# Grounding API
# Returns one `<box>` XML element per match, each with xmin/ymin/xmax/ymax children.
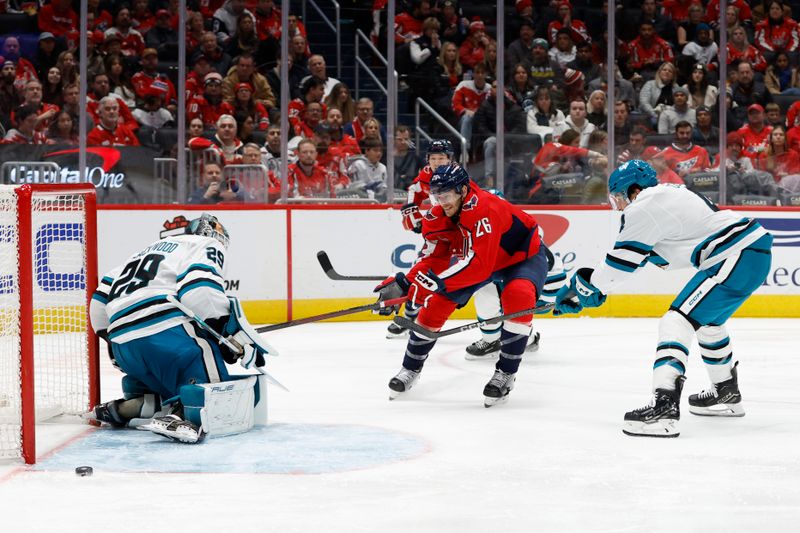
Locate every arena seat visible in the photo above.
<box><xmin>732</xmin><ymin>194</ymin><xmax>779</xmax><ymax>206</ymax></box>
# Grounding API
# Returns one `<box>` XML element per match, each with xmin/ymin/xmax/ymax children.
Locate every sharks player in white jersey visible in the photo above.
<box><xmin>89</xmin><ymin>214</ymin><xmax>273</xmax><ymax>443</ymax></box>
<box><xmin>554</xmin><ymin>160</ymin><xmax>773</xmax><ymax>438</ymax></box>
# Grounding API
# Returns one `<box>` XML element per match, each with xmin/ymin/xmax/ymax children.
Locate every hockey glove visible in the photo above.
<box><xmin>554</xmin><ymin>268</ymin><xmax>606</xmax><ymax>316</ymax></box>
<box><xmin>373</xmin><ymin>272</ymin><xmax>411</xmax><ymax>315</ymax></box>
<box><xmin>239</xmin><ymin>344</ymin><xmax>266</xmax><ymax>369</ymax></box>
<box><xmin>408</xmin><ymin>269</ymin><xmax>444</xmax><ymax>308</ymax></box>
<box><xmin>401</xmin><ymin>203</ymin><xmax>423</xmax><ymax>233</ymax></box>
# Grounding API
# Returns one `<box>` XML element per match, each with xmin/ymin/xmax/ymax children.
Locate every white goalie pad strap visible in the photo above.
<box><xmin>228</xmin><ymin>296</ymin><xmax>279</xmax><ymax>356</ymax></box>
<box><xmin>199</xmin><ymin>376</ymin><xmax>262</xmax><ymax>437</ymax></box>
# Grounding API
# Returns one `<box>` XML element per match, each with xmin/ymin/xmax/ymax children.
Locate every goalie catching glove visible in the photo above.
<box><xmin>554</xmin><ymin>268</ymin><xmax>606</xmax><ymax>316</ymax></box>
<box><xmin>401</xmin><ymin>203</ymin><xmax>424</xmax><ymax>233</ymax></box>
<box><xmin>222</xmin><ymin>296</ymin><xmax>279</xmax><ymax>368</ymax></box>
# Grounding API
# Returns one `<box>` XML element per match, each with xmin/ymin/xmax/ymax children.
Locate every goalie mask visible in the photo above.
<box><xmin>186</xmin><ymin>213</ymin><xmax>230</xmax><ymax>248</ymax></box>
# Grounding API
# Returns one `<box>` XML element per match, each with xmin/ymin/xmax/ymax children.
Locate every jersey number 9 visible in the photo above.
<box><xmin>108</xmin><ymin>254</ymin><xmax>166</xmax><ymax>300</ymax></box>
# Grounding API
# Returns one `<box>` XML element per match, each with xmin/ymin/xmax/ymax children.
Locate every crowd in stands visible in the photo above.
<box><xmin>1</xmin><ymin>0</ymin><xmax>800</xmax><ymax>204</ymax></box>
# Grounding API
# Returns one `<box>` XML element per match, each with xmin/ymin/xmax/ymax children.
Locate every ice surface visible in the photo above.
<box><xmin>1</xmin><ymin>317</ymin><xmax>799</xmax><ymax>533</ymax></box>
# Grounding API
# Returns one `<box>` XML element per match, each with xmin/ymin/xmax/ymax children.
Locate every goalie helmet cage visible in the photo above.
<box><xmin>0</xmin><ymin>183</ymin><xmax>99</xmax><ymax>464</ymax></box>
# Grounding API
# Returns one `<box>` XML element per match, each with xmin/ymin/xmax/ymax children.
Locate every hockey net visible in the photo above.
<box><xmin>0</xmin><ymin>183</ymin><xmax>98</xmax><ymax>464</ymax></box>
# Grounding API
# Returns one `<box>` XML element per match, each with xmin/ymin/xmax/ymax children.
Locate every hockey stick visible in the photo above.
<box><xmin>166</xmin><ymin>295</ymin><xmax>289</xmax><ymax>392</ymax></box>
<box><xmin>255</xmin><ymin>296</ymin><xmax>407</xmax><ymax>333</ymax></box>
<box><xmin>392</xmin><ymin>302</ymin><xmax>556</xmax><ymax>339</ymax></box>
<box><xmin>317</xmin><ymin>251</ymin><xmax>386</xmax><ymax>281</ymax></box>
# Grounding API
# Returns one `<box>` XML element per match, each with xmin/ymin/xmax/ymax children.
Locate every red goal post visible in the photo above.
<box><xmin>0</xmin><ymin>183</ymin><xmax>99</xmax><ymax>464</ymax></box>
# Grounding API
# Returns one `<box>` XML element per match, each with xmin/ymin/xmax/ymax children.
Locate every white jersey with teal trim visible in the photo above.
<box><xmin>89</xmin><ymin>234</ymin><xmax>229</xmax><ymax>344</ymax></box>
<box><xmin>592</xmin><ymin>184</ymin><xmax>769</xmax><ymax>293</ymax></box>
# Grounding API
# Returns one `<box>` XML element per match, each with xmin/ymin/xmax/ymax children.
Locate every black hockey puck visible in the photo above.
<box><xmin>75</xmin><ymin>466</ymin><xmax>93</xmax><ymax>477</ymax></box>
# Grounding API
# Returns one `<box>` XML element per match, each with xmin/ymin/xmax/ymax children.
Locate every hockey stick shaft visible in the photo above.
<box><xmin>255</xmin><ymin>296</ymin><xmax>407</xmax><ymax>333</ymax></box>
<box><xmin>166</xmin><ymin>295</ymin><xmax>289</xmax><ymax>392</ymax></box>
<box><xmin>392</xmin><ymin>302</ymin><xmax>555</xmax><ymax>339</ymax></box>
<box><xmin>317</xmin><ymin>251</ymin><xmax>386</xmax><ymax>281</ymax></box>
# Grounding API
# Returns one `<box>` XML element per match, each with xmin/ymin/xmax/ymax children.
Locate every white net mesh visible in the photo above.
<box><xmin>0</xmin><ymin>185</ymin><xmax>91</xmax><ymax>460</ymax></box>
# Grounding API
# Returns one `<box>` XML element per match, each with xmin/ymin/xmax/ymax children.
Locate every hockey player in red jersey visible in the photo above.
<box><xmin>375</xmin><ymin>164</ymin><xmax>549</xmax><ymax>407</ymax></box>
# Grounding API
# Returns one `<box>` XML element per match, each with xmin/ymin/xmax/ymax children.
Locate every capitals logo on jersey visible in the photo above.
<box><xmin>462</xmin><ymin>195</ymin><xmax>479</xmax><ymax>211</ymax></box>
<box><xmin>674</xmin><ymin>156</ymin><xmax>699</xmax><ymax>174</ymax></box>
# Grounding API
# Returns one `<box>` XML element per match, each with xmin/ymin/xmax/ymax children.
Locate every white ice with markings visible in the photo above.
<box><xmin>1</xmin><ymin>317</ymin><xmax>798</xmax><ymax>533</ymax></box>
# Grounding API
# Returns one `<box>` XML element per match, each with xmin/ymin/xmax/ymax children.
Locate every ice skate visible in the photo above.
<box><xmin>465</xmin><ymin>332</ymin><xmax>541</xmax><ymax>360</ymax></box>
<box><xmin>386</xmin><ymin>322</ymin><xmax>409</xmax><ymax>339</ymax></box>
<box><xmin>388</xmin><ymin>367</ymin><xmax>421</xmax><ymax>399</ymax></box>
<box><xmin>483</xmin><ymin>369</ymin><xmax>516</xmax><ymax>407</ymax></box>
<box><xmin>623</xmin><ymin>376</ymin><xmax>685</xmax><ymax>438</ymax></box>
<box><xmin>465</xmin><ymin>339</ymin><xmax>500</xmax><ymax>360</ymax></box>
<box><xmin>689</xmin><ymin>361</ymin><xmax>745</xmax><ymax>417</ymax></box>
<box><xmin>140</xmin><ymin>414</ymin><xmax>206</xmax><ymax>444</ymax></box>
<box><xmin>89</xmin><ymin>399</ymin><xmax>128</xmax><ymax>428</ymax></box>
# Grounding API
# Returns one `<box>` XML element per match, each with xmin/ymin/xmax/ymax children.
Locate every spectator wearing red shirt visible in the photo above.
<box><xmin>706</xmin><ymin>0</ymin><xmax>751</xmax><ymax>26</ymax></box>
<box><xmin>326</xmin><ymin>107</ymin><xmax>360</xmax><ymax>157</ymax></box>
<box><xmin>738</xmin><ymin>103</ymin><xmax>774</xmax><ymax>160</ymax></box>
<box><xmin>452</xmin><ymin>62</ymin><xmax>489</xmax><ymax>152</ymax></box>
<box><xmin>754</xmin><ymin>0</ymin><xmax>800</xmax><ymax>64</ymax></box>
<box><xmin>727</xmin><ymin>26</ymin><xmax>768</xmax><ymax>73</ymax></box>
<box><xmin>13</xmin><ymin>79</ymin><xmax>59</xmax><ymax>132</ymax></box>
<box><xmin>3</xmin><ymin>104</ymin><xmax>47</xmax><ymax>144</ymax></box>
<box><xmin>312</xmin><ymin>123</ymin><xmax>349</xmax><ymax>191</ymax></box>
<box><xmin>188</xmin><ymin>113</ymin><xmax>243</xmax><ymax>164</ymax></box>
<box><xmin>132</xmin><ymin>48</ymin><xmax>177</xmax><ymax>113</ymax></box>
<box><xmin>459</xmin><ymin>20</ymin><xmax>493</xmax><ymax>71</ymax></box>
<box><xmin>105</xmin><ymin>7</ymin><xmax>145</xmax><ymax>58</ymax></box>
<box><xmin>626</xmin><ymin>21</ymin><xmax>675</xmax><ymax>81</ymax></box>
<box><xmin>288</xmin><ymin>138</ymin><xmax>330</xmax><ymax>197</ymax></box>
<box><xmin>87</xmin><ymin>96</ymin><xmax>140</xmax><ymax>146</ymax></box>
<box><xmin>87</xmin><ymin>72</ymin><xmax>139</xmax><ymax>131</ymax></box>
<box><xmin>187</xmin><ymin>72</ymin><xmax>236</xmax><ymax>130</ymax></box>
<box><xmin>394</xmin><ymin>0</ymin><xmax>430</xmax><ymax>44</ymax></box>
<box><xmin>185</xmin><ymin>53</ymin><xmax>212</xmax><ymax>102</ymax></box>
<box><xmin>656</xmin><ymin>120</ymin><xmax>711</xmax><ymax>177</ymax></box>
<box><xmin>255</xmin><ymin>0</ymin><xmax>281</xmax><ymax>40</ymax></box>
<box><xmin>547</xmin><ymin>0</ymin><xmax>591</xmax><ymax>46</ymax></box>
<box><xmin>232</xmin><ymin>82</ymin><xmax>270</xmax><ymax>130</ymax></box>
<box><xmin>38</xmin><ymin>0</ymin><xmax>79</xmax><ymax>38</ymax></box>
<box><xmin>288</xmin><ymin>76</ymin><xmax>326</xmax><ymax>137</ymax></box>
<box><xmin>529</xmin><ymin>128</ymin><xmax>603</xmax><ymax>201</ymax></box>
<box><xmin>130</xmin><ymin>0</ymin><xmax>155</xmax><ymax>35</ymax></box>
<box><xmin>662</xmin><ymin>0</ymin><xmax>698</xmax><ymax>24</ymax></box>
<box><xmin>87</xmin><ymin>0</ymin><xmax>114</xmax><ymax>31</ymax></box>
<box><xmin>2</xmin><ymin>37</ymin><xmax>38</xmax><ymax>94</ymax></box>
<box><xmin>649</xmin><ymin>153</ymin><xmax>686</xmax><ymax>185</ymax></box>
<box><xmin>758</xmin><ymin>125</ymin><xmax>800</xmax><ymax>182</ymax></box>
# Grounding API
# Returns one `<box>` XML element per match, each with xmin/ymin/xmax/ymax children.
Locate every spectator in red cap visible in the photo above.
<box><xmin>132</xmin><ymin>85</ymin><xmax>174</xmax><ymax>148</ymax></box>
<box><xmin>38</xmin><ymin>0</ymin><xmax>79</xmax><ymax>38</ymax></box>
<box><xmin>712</xmin><ymin>131</ymin><xmax>755</xmax><ymax>173</ymax></box>
<box><xmin>132</xmin><ymin>48</ymin><xmax>177</xmax><ymax>114</ymax></box>
<box><xmin>231</xmin><ymin>82</ymin><xmax>270</xmax><ymax>130</ymax></box>
<box><xmin>547</xmin><ymin>0</ymin><xmax>591</xmax><ymax>46</ymax></box>
<box><xmin>737</xmin><ymin>103</ymin><xmax>773</xmax><ymax>160</ymax></box>
<box><xmin>187</xmin><ymin>72</ymin><xmax>235</xmax><ymax>129</ymax></box>
<box><xmin>394</xmin><ymin>0</ymin><xmax>431</xmax><ymax>44</ymax></box>
<box><xmin>458</xmin><ymin>20</ymin><xmax>494</xmax><ymax>70</ymax></box>
<box><xmin>145</xmin><ymin>8</ymin><xmax>179</xmax><ymax>60</ymax></box>
<box><xmin>87</xmin><ymin>95</ymin><xmax>140</xmax><ymax>146</ymax></box>
<box><xmin>758</xmin><ymin>125</ymin><xmax>800</xmax><ymax>181</ymax></box>
<box><xmin>105</xmin><ymin>6</ymin><xmax>145</xmax><ymax>58</ymax></box>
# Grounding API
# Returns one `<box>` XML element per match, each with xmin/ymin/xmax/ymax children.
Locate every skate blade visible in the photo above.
<box><xmin>622</xmin><ymin>419</ymin><xmax>680</xmax><ymax>438</ymax></box>
<box><xmin>483</xmin><ymin>395</ymin><xmax>510</xmax><ymax>408</ymax></box>
<box><xmin>525</xmin><ymin>333</ymin><xmax>541</xmax><ymax>353</ymax></box>
<box><xmin>689</xmin><ymin>403</ymin><xmax>745</xmax><ymax>417</ymax></box>
<box><xmin>386</xmin><ymin>330</ymin><xmax>410</xmax><ymax>339</ymax></box>
<box><xmin>464</xmin><ymin>352</ymin><xmax>500</xmax><ymax>361</ymax></box>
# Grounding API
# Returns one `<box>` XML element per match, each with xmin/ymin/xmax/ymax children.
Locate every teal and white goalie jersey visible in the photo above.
<box><xmin>89</xmin><ymin>234</ymin><xmax>229</xmax><ymax>343</ymax></box>
<box><xmin>592</xmin><ymin>184</ymin><xmax>769</xmax><ymax>293</ymax></box>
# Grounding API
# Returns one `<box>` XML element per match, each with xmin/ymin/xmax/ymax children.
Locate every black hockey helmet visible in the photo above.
<box><xmin>427</xmin><ymin>139</ymin><xmax>454</xmax><ymax>161</ymax></box>
<box><xmin>429</xmin><ymin>163</ymin><xmax>469</xmax><ymax>195</ymax></box>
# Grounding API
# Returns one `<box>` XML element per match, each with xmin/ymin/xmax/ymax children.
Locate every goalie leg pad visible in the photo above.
<box><xmin>179</xmin><ymin>375</ymin><xmax>265</xmax><ymax>437</ymax></box>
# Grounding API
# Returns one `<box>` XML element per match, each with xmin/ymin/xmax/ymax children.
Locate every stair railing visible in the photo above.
<box><xmin>305</xmin><ymin>0</ymin><xmax>342</xmax><ymax>78</ymax></box>
<box><xmin>414</xmin><ymin>98</ymin><xmax>468</xmax><ymax>167</ymax></box>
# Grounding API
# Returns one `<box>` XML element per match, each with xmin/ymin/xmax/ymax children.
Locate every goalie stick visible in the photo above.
<box><xmin>255</xmin><ymin>296</ymin><xmax>407</xmax><ymax>333</ymax></box>
<box><xmin>392</xmin><ymin>302</ymin><xmax>556</xmax><ymax>339</ymax></box>
<box><xmin>317</xmin><ymin>251</ymin><xmax>386</xmax><ymax>281</ymax></box>
<box><xmin>166</xmin><ymin>295</ymin><xmax>289</xmax><ymax>392</ymax></box>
